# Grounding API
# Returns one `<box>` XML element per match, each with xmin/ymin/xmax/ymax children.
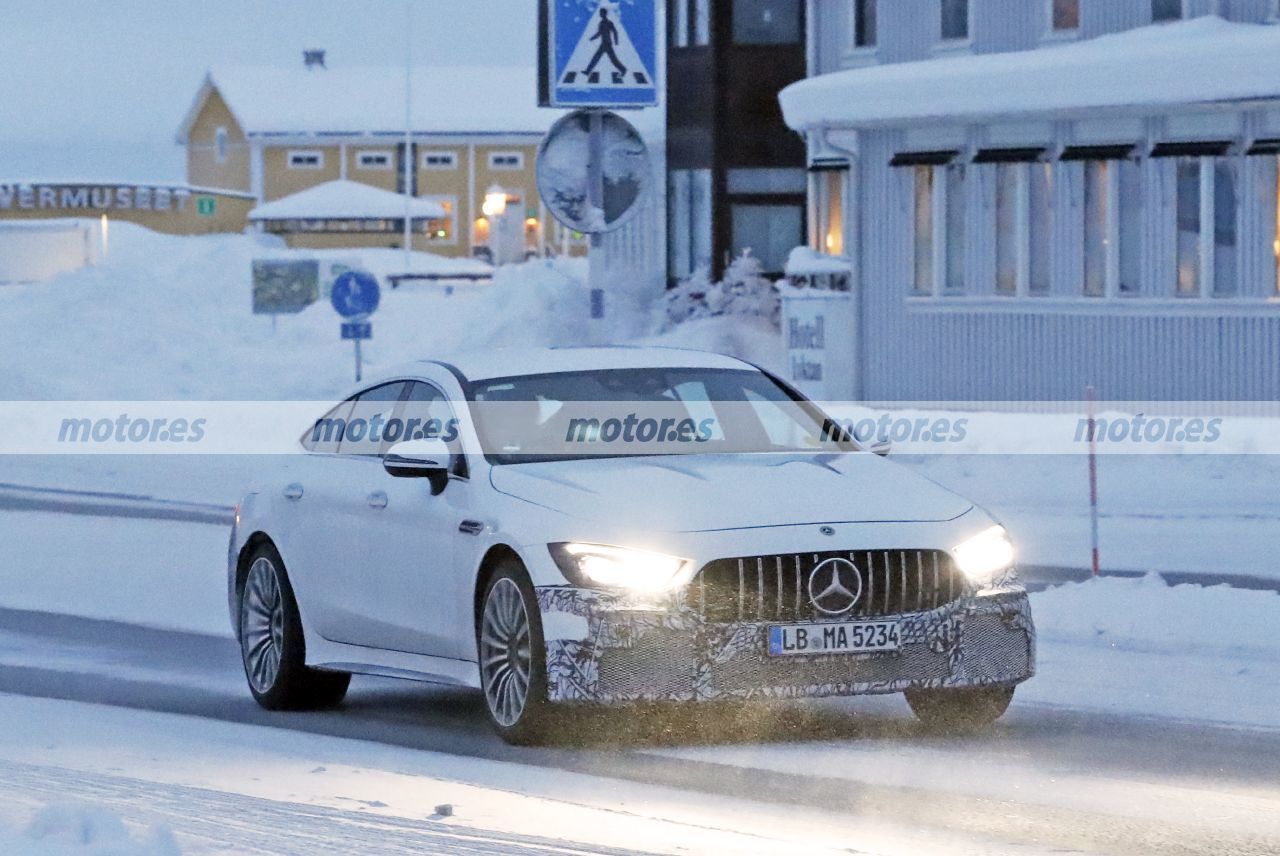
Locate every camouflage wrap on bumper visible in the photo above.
<box><xmin>535</xmin><ymin>577</ymin><xmax>1035</xmax><ymax>704</ymax></box>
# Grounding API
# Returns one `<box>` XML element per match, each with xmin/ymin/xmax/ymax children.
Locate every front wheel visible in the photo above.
<box><xmin>239</xmin><ymin>544</ymin><xmax>350</xmax><ymax>711</ymax></box>
<box><xmin>477</xmin><ymin>562</ymin><xmax>553</xmax><ymax>744</ymax></box>
<box><xmin>905</xmin><ymin>686</ymin><xmax>1015</xmax><ymax>732</ymax></box>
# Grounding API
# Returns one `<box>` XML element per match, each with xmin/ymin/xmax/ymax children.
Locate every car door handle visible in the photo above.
<box><xmin>283</xmin><ymin>483</ymin><xmax>304</xmax><ymax>500</ymax></box>
<box><xmin>367</xmin><ymin>490</ymin><xmax>388</xmax><ymax>509</ymax></box>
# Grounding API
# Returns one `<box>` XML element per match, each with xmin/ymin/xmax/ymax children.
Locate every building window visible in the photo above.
<box><xmin>732</xmin><ymin>0</ymin><xmax>802</xmax><ymax>45</ymax></box>
<box><xmin>994</xmin><ymin>164</ymin><xmax>1021</xmax><ymax>295</ymax></box>
<box><xmin>215</xmin><ymin>127</ymin><xmax>228</xmax><ymax>163</ymax></box>
<box><xmin>941</xmin><ymin>0</ymin><xmax>969</xmax><ymax>41</ymax></box>
<box><xmin>420</xmin><ymin>195</ymin><xmax>457</xmax><ymax>243</ymax></box>
<box><xmin>944</xmin><ymin>164</ymin><xmax>966</xmax><ymax>292</ymax></box>
<box><xmin>727</xmin><ymin>168</ymin><xmax>807</xmax><ymax>194</ymax></box>
<box><xmin>913</xmin><ymin>166</ymin><xmax>935</xmax><ymax>294</ymax></box>
<box><xmin>813</xmin><ymin>170</ymin><xmax>846</xmax><ymax>256</ymax></box>
<box><xmin>1029</xmin><ymin>163</ymin><xmax>1053</xmax><ymax>295</ymax></box>
<box><xmin>854</xmin><ymin>0</ymin><xmax>878</xmax><ymax>48</ymax></box>
<box><xmin>1083</xmin><ymin>161</ymin><xmax>1109</xmax><ymax>297</ymax></box>
<box><xmin>668</xmin><ymin>169</ymin><xmax>713</xmax><ymax>280</ymax></box>
<box><xmin>1175</xmin><ymin>157</ymin><xmax>1202</xmax><ymax>296</ymax></box>
<box><xmin>1051</xmin><ymin>0</ymin><xmax>1080</xmax><ymax>31</ymax></box>
<box><xmin>731</xmin><ymin>203</ymin><xmax>804</xmax><ymax>273</ymax></box>
<box><xmin>694</xmin><ymin>0</ymin><xmax>710</xmax><ymax>45</ymax></box>
<box><xmin>673</xmin><ymin>0</ymin><xmax>690</xmax><ymax>47</ymax></box>
<box><xmin>1118</xmin><ymin>160</ymin><xmax>1143</xmax><ymax>295</ymax></box>
<box><xmin>287</xmin><ymin>150</ymin><xmax>324</xmax><ymax>170</ymax></box>
<box><xmin>488</xmin><ymin>151</ymin><xmax>524</xmax><ymax>170</ymax></box>
<box><xmin>1213</xmin><ymin>158</ymin><xmax>1239</xmax><ymax>297</ymax></box>
<box><xmin>1152</xmin><ymin>0</ymin><xmax>1182</xmax><ymax>22</ymax></box>
<box><xmin>422</xmin><ymin>151</ymin><xmax>458</xmax><ymax>170</ymax></box>
<box><xmin>356</xmin><ymin>151</ymin><xmax>393</xmax><ymax>170</ymax></box>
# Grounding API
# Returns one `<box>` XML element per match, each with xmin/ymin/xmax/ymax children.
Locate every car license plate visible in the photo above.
<box><xmin>768</xmin><ymin>620</ymin><xmax>901</xmax><ymax>656</ymax></box>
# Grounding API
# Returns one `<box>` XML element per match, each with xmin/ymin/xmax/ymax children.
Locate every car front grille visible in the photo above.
<box><xmin>687</xmin><ymin>549</ymin><xmax>965</xmax><ymax>623</ymax></box>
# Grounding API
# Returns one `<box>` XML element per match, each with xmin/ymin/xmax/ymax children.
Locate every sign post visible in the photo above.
<box><xmin>538</xmin><ymin>0</ymin><xmax>658</xmax><ymax>342</ymax></box>
<box><xmin>330</xmin><ymin>270</ymin><xmax>380</xmax><ymax>382</ymax></box>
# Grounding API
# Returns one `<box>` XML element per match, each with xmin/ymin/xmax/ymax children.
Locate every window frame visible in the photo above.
<box><xmin>1151</xmin><ymin>0</ymin><xmax>1184</xmax><ymax>23</ymax></box>
<box><xmin>214</xmin><ymin>127</ymin><xmax>229</xmax><ymax>164</ymax></box>
<box><xmin>1047</xmin><ymin>0</ymin><xmax>1080</xmax><ymax>35</ymax></box>
<box><xmin>419</xmin><ymin>194</ymin><xmax>458</xmax><ymax>244</ymax></box>
<box><xmin>487</xmin><ymin>151</ymin><xmax>525</xmax><ymax>171</ymax></box>
<box><xmin>287</xmin><ymin>150</ymin><xmax>324</xmax><ymax>170</ymax></box>
<box><xmin>853</xmin><ymin>0</ymin><xmax>878</xmax><ymax>50</ymax></box>
<box><xmin>422</xmin><ymin>150</ymin><xmax>458</xmax><ymax>170</ymax></box>
<box><xmin>355</xmin><ymin>150</ymin><xmax>393</xmax><ymax>171</ymax></box>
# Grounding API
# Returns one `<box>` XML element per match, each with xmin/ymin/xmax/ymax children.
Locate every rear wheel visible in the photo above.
<box><xmin>905</xmin><ymin>686</ymin><xmax>1014</xmax><ymax>732</ymax></box>
<box><xmin>477</xmin><ymin>561</ymin><xmax>553</xmax><ymax>744</ymax></box>
<box><xmin>239</xmin><ymin>544</ymin><xmax>350</xmax><ymax>710</ymax></box>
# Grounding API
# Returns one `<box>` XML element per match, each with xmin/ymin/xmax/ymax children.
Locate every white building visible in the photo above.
<box><xmin>783</xmin><ymin>1</ymin><xmax>1280</xmax><ymax>400</ymax></box>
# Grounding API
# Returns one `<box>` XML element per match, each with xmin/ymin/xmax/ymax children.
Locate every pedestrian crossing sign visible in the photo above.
<box><xmin>540</xmin><ymin>0</ymin><xmax>659</xmax><ymax>109</ymax></box>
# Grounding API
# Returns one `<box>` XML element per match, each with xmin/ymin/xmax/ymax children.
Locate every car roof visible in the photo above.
<box><xmin>380</xmin><ymin>346</ymin><xmax>757</xmax><ymax>385</ymax></box>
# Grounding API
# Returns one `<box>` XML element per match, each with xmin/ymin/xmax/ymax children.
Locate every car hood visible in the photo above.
<box><xmin>488</xmin><ymin>453</ymin><xmax>973</xmax><ymax>532</ymax></box>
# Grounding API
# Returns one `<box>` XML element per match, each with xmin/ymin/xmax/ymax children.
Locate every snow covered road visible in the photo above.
<box><xmin>1</xmin><ymin>606</ymin><xmax>1279</xmax><ymax>855</ymax></box>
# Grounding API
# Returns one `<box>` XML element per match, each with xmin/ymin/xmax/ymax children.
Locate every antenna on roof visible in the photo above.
<box><xmin>303</xmin><ymin>50</ymin><xmax>326</xmax><ymax>70</ymax></box>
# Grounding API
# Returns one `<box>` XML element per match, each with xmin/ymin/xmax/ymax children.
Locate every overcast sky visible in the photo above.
<box><xmin>2</xmin><ymin>0</ymin><xmax>539</xmax><ymax>181</ymax></box>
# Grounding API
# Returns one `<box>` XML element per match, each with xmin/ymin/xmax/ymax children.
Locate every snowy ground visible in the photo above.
<box><xmin>0</xmin><ymin>693</ymin><xmax>1046</xmax><ymax>856</ymax></box>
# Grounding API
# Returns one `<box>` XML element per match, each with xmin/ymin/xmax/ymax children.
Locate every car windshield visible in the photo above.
<box><xmin>468</xmin><ymin>367</ymin><xmax>853</xmax><ymax>464</ymax></box>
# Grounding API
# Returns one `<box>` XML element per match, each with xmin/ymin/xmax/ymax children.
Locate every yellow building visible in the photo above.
<box><xmin>177</xmin><ymin>59</ymin><xmax>576</xmax><ymax>261</ymax></box>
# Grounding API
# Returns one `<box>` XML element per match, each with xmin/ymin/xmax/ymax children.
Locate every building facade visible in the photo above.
<box><xmin>178</xmin><ymin>62</ymin><xmax>581</xmax><ymax>260</ymax></box>
<box><xmin>786</xmin><ymin>0</ymin><xmax>1280</xmax><ymax>400</ymax></box>
<box><xmin>666</xmin><ymin>0</ymin><xmax>808</xmax><ymax>281</ymax></box>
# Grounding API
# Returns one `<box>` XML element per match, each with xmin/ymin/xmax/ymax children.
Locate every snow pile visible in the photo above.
<box><xmin>661</xmin><ymin>251</ymin><xmax>780</xmax><ymax>329</ymax></box>
<box><xmin>1</xmin><ymin>804</ymin><xmax>179</xmax><ymax>856</ymax></box>
<box><xmin>1033</xmin><ymin>573</ymin><xmax>1280</xmax><ymax>658</ymax></box>
<box><xmin>784</xmin><ymin>247</ymin><xmax>852</xmax><ymax>278</ymax></box>
<box><xmin>248</xmin><ymin>180</ymin><xmax>446</xmax><ymax>220</ymax></box>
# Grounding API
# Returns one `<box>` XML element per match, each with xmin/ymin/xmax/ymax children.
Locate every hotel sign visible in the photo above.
<box><xmin>0</xmin><ymin>183</ymin><xmax>195</xmax><ymax>214</ymax></box>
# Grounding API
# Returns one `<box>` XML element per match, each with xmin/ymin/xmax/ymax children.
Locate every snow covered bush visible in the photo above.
<box><xmin>662</xmin><ymin>250</ymin><xmax>780</xmax><ymax>330</ymax></box>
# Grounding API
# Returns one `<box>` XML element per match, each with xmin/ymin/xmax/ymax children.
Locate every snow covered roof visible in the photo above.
<box><xmin>248</xmin><ymin>181</ymin><xmax>446</xmax><ymax>221</ymax></box>
<box><xmin>780</xmin><ymin>17</ymin><xmax>1280</xmax><ymax>131</ymax></box>
<box><xmin>178</xmin><ymin>65</ymin><xmax>560</xmax><ymax>141</ymax></box>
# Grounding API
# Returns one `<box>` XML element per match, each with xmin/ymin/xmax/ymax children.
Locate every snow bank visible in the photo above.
<box><xmin>1033</xmin><ymin>573</ymin><xmax>1280</xmax><ymax>658</ymax></box>
<box><xmin>1</xmin><ymin>804</ymin><xmax>178</xmax><ymax>856</ymax></box>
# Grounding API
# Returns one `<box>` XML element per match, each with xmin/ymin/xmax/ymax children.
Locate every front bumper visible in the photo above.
<box><xmin>535</xmin><ymin>584</ymin><xmax>1035</xmax><ymax>704</ymax></box>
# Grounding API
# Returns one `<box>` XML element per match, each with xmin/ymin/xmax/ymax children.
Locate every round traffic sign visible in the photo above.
<box><xmin>330</xmin><ymin>271</ymin><xmax>380</xmax><ymax>318</ymax></box>
<box><xmin>536</xmin><ymin>109</ymin><xmax>651</xmax><ymax>236</ymax></box>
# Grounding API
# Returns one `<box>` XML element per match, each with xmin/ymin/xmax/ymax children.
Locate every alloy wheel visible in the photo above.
<box><xmin>242</xmin><ymin>556</ymin><xmax>285</xmax><ymax>694</ymax></box>
<box><xmin>479</xmin><ymin>578</ymin><xmax>532</xmax><ymax>727</ymax></box>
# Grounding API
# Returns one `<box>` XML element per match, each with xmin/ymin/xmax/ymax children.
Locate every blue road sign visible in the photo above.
<box><xmin>330</xmin><ymin>271</ymin><xmax>381</xmax><ymax>318</ymax></box>
<box><xmin>341</xmin><ymin>321</ymin><xmax>372</xmax><ymax>340</ymax></box>
<box><xmin>541</xmin><ymin>0</ymin><xmax>658</xmax><ymax>109</ymax></box>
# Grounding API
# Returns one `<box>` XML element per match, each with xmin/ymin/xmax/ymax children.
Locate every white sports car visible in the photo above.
<box><xmin>228</xmin><ymin>347</ymin><xmax>1035</xmax><ymax>743</ymax></box>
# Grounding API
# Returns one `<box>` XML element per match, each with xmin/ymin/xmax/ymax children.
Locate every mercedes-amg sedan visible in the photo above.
<box><xmin>228</xmin><ymin>347</ymin><xmax>1035</xmax><ymax>743</ymax></box>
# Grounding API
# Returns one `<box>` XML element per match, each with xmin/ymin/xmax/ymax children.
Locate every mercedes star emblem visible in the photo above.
<box><xmin>807</xmin><ymin>557</ymin><xmax>863</xmax><ymax>616</ymax></box>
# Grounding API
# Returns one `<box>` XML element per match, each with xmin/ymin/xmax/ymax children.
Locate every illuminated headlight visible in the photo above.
<box><xmin>548</xmin><ymin>543</ymin><xmax>694</xmax><ymax>593</ymax></box>
<box><xmin>952</xmin><ymin>526</ymin><xmax>1015</xmax><ymax>582</ymax></box>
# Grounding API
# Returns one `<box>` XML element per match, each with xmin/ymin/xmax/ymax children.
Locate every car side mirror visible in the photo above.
<box><xmin>867</xmin><ymin>439</ymin><xmax>892</xmax><ymax>457</ymax></box>
<box><xmin>384</xmin><ymin>438</ymin><xmax>452</xmax><ymax>494</ymax></box>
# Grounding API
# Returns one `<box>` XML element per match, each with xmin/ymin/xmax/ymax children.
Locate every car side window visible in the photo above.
<box><xmin>301</xmin><ymin>398</ymin><xmax>356</xmax><ymax>454</ymax></box>
<box><xmin>338</xmin><ymin>381</ymin><xmax>409</xmax><ymax>457</ymax></box>
<box><xmin>400</xmin><ymin>381</ymin><xmax>467</xmax><ymax>476</ymax></box>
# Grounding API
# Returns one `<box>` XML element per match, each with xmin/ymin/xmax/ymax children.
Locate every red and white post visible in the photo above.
<box><xmin>1086</xmin><ymin>385</ymin><xmax>1100</xmax><ymax>577</ymax></box>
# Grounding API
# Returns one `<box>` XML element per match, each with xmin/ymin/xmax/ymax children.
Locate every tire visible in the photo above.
<box><xmin>477</xmin><ymin>559</ymin><xmax>554</xmax><ymax>745</ymax></box>
<box><xmin>905</xmin><ymin>685</ymin><xmax>1015</xmax><ymax>732</ymax></box>
<box><xmin>239</xmin><ymin>543</ymin><xmax>350</xmax><ymax>711</ymax></box>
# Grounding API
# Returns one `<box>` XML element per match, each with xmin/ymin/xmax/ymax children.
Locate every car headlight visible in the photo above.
<box><xmin>952</xmin><ymin>525</ymin><xmax>1015</xmax><ymax>582</ymax></box>
<box><xmin>548</xmin><ymin>543</ymin><xmax>694</xmax><ymax>593</ymax></box>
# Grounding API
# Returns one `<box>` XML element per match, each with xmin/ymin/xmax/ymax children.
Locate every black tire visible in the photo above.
<box><xmin>239</xmin><ymin>542</ymin><xmax>351</xmax><ymax>711</ymax></box>
<box><xmin>476</xmin><ymin>559</ymin><xmax>554</xmax><ymax>745</ymax></box>
<box><xmin>905</xmin><ymin>685</ymin><xmax>1015</xmax><ymax>732</ymax></box>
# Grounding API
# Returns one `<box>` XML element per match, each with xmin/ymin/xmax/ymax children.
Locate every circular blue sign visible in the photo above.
<box><xmin>330</xmin><ymin>271</ymin><xmax>381</xmax><ymax>318</ymax></box>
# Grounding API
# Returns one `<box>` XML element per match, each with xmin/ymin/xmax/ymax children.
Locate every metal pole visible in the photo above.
<box><xmin>1086</xmin><ymin>384</ymin><xmax>1100</xmax><ymax>577</ymax></box>
<box><xmin>355</xmin><ymin>337</ymin><xmax>363</xmax><ymax>383</ymax></box>
<box><xmin>587</xmin><ymin>110</ymin><xmax>606</xmax><ymax>343</ymax></box>
<box><xmin>402</xmin><ymin>1</ymin><xmax>414</xmax><ymax>272</ymax></box>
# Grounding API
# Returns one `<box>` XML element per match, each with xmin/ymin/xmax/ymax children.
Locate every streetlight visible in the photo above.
<box><xmin>482</xmin><ymin>185</ymin><xmax>508</xmax><ymax>219</ymax></box>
